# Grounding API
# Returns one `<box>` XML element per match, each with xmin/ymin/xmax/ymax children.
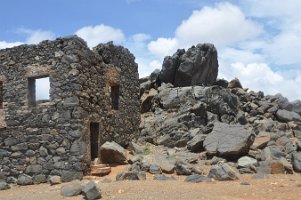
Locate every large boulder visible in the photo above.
<box><xmin>203</xmin><ymin>123</ymin><xmax>255</xmax><ymax>158</ymax></box>
<box><xmin>100</xmin><ymin>141</ymin><xmax>127</xmax><ymax>164</ymax></box>
<box><xmin>276</xmin><ymin>109</ymin><xmax>301</xmax><ymax>122</ymax></box>
<box><xmin>158</xmin><ymin>44</ymin><xmax>218</xmax><ymax>87</ymax></box>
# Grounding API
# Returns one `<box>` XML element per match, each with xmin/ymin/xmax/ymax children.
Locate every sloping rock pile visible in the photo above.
<box><xmin>136</xmin><ymin>44</ymin><xmax>301</xmax><ymax>181</ymax></box>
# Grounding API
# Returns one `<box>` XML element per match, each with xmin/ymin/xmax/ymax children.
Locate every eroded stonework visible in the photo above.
<box><xmin>0</xmin><ymin>36</ymin><xmax>140</xmax><ymax>183</ymax></box>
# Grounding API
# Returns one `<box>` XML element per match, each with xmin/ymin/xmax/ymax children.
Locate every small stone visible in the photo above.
<box><xmin>153</xmin><ymin>175</ymin><xmax>176</xmax><ymax>181</ymax></box>
<box><xmin>149</xmin><ymin>164</ymin><xmax>162</xmax><ymax>174</ymax></box>
<box><xmin>82</xmin><ymin>181</ymin><xmax>101</xmax><ymax>200</ymax></box>
<box><xmin>60</xmin><ymin>180</ymin><xmax>82</xmax><ymax>197</ymax></box>
<box><xmin>0</xmin><ymin>181</ymin><xmax>10</xmax><ymax>190</ymax></box>
<box><xmin>184</xmin><ymin>174</ymin><xmax>212</xmax><ymax>183</ymax></box>
<box><xmin>238</xmin><ymin>156</ymin><xmax>257</xmax><ymax>168</ymax></box>
<box><xmin>49</xmin><ymin>175</ymin><xmax>62</xmax><ymax>185</ymax></box>
<box><xmin>240</xmin><ymin>181</ymin><xmax>251</xmax><ymax>185</ymax></box>
<box><xmin>208</xmin><ymin>163</ymin><xmax>239</xmax><ymax>181</ymax></box>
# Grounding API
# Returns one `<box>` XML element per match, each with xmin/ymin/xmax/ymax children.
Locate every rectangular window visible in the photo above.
<box><xmin>28</xmin><ymin>76</ymin><xmax>50</xmax><ymax>106</ymax></box>
<box><xmin>111</xmin><ymin>85</ymin><xmax>119</xmax><ymax>110</ymax></box>
<box><xmin>0</xmin><ymin>81</ymin><xmax>3</xmax><ymax>109</ymax></box>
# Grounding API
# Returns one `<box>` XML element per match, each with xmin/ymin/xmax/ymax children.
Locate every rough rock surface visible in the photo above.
<box><xmin>158</xmin><ymin>44</ymin><xmax>218</xmax><ymax>87</ymax></box>
<box><xmin>82</xmin><ymin>181</ymin><xmax>101</xmax><ymax>200</ymax></box>
<box><xmin>100</xmin><ymin>141</ymin><xmax>127</xmax><ymax>164</ymax></box>
<box><xmin>60</xmin><ymin>180</ymin><xmax>82</xmax><ymax>197</ymax></box>
<box><xmin>208</xmin><ymin>163</ymin><xmax>239</xmax><ymax>181</ymax></box>
<box><xmin>203</xmin><ymin>123</ymin><xmax>255</xmax><ymax>158</ymax></box>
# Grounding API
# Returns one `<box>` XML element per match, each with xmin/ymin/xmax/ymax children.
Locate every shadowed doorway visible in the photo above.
<box><xmin>90</xmin><ymin>122</ymin><xmax>99</xmax><ymax>161</ymax></box>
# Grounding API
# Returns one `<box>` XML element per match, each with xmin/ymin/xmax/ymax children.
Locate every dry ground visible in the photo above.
<box><xmin>1</xmin><ymin>165</ymin><xmax>301</xmax><ymax>200</ymax></box>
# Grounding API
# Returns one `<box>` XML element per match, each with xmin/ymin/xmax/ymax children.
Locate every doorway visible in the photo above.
<box><xmin>90</xmin><ymin>122</ymin><xmax>99</xmax><ymax>161</ymax></box>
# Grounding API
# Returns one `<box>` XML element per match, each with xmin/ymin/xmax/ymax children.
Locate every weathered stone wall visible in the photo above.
<box><xmin>0</xmin><ymin>36</ymin><xmax>140</xmax><ymax>184</ymax></box>
<box><xmin>93</xmin><ymin>42</ymin><xmax>140</xmax><ymax>147</ymax></box>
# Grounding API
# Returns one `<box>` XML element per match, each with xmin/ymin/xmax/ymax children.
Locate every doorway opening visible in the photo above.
<box><xmin>90</xmin><ymin>122</ymin><xmax>99</xmax><ymax>161</ymax></box>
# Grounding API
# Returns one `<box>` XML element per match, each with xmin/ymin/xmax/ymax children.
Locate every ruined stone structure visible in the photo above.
<box><xmin>0</xmin><ymin>36</ymin><xmax>140</xmax><ymax>184</ymax></box>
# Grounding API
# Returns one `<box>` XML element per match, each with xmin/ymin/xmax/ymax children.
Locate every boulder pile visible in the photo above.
<box><xmin>133</xmin><ymin>44</ymin><xmax>301</xmax><ymax>181</ymax></box>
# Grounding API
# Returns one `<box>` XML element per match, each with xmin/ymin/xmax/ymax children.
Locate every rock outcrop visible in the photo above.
<box><xmin>158</xmin><ymin>44</ymin><xmax>218</xmax><ymax>87</ymax></box>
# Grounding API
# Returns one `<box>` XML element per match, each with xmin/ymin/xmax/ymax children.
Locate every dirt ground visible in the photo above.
<box><xmin>1</xmin><ymin>165</ymin><xmax>301</xmax><ymax>200</ymax></box>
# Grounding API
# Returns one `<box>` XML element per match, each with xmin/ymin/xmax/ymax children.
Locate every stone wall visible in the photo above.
<box><xmin>0</xmin><ymin>36</ymin><xmax>140</xmax><ymax>184</ymax></box>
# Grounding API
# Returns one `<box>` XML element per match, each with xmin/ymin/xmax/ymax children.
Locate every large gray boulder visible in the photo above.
<box><xmin>158</xmin><ymin>44</ymin><xmax>218</xmax><ymax>87</ymax></box>
<box><xmin>276</xmin><ymin>109</ymin><xmax>301</xmax><ymax>122</ymax></box>
<box><xmin>203</xmin><ymin>123</ymin><xmax>255</xmax><ymax>158</ymax></box>
<box><xmin>100</xmin><ymin>141</ymin><xmax>127</xmax><ymax>164</ymax></box>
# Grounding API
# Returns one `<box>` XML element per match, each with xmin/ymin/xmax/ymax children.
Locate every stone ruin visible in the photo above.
<box><xmin>0</xmin><ymin>36</ymin><xmax>140</xmax><ymax>184</ymax></box>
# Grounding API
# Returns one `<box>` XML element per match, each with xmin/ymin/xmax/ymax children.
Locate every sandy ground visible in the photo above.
<box><xmin>1</xmin><ymin>165</ymin><xmax>301</xmax><ymax>200</ymax></box>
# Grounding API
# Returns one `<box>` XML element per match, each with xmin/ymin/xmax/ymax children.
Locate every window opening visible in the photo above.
<box><xmin>111</xmin><ymin>85</ymin><xmax>120</xmax><ymax>110</ymax></box>
<box><xmin>28</xmin><ymin>76</ymin><xmax>50</xmax><ymax>106</ymax></box>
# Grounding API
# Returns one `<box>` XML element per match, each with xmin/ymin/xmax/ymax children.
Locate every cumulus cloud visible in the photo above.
<box><xmin>75</xmin><ymin>24</ymin><xmax>125</xmax><ymax>48</ymax></box>
<box><xmin>220</xmin><ymin>62</ymin><xmax>301</xmax><ymax>101</ymax></box>
<box><xmin>175</xmin><ymin>2</ymin><xmax>263</xmax><ymax>47</ymax></box>
<box><xmin>148</xmin><ymin>38</ymin><xmax>178</xmax><ymax>59</ymax></box>
<box><xmin>0</xmin><ymin>41</ymin><xmax>23</xmax><ymax>49</ymax></box>
<box><xmin>147</xmin><ymin>2</ymin><xmax>263</xmax><ymax>58</ymax></box>
<box><xmin>18</xmin><ymin>28</ymin><xmax>55</xmax><ymax>44</ymax></box>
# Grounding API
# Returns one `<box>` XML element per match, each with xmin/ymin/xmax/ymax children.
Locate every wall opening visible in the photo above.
<box><xmin>90</xmin><ymin>122</ymin><xmax>99</xmax><ymax>161</ymax></box>
<box><xmin>111</xmin><ymin>85</ymin><xmax>120</xmax><ymax>110</ymax></box>
<box><xmin>28</xmin><ymin>76</ymin><xmax>50</xmax><ymax>106</ymax></box>
<box><xmin>0</xmin><ymin>81</ymin><xmax>3</xmax><ymax>109</ymax></box>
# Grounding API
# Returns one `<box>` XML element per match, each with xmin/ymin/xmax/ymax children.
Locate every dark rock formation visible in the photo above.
<box><xmin>158</xmin><ymin>44</ymin><xmax>218</xmax><ymax>87</ymax></box>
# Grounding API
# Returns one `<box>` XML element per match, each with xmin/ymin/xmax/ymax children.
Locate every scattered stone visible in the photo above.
<box><xmin>208</xmin><ymin>163</ymin><xmax>239</xmax><ymax>181</ymax></box>
<box><xmin>82</xmin><ymin>181</ymin><xmax>101</xmax><ymax>200</ymax></box>
<box><xmin>240</xmin><ymin>181</ymin><xmax>251</xmax><ymax>185</ymax></box>
<box><xmin>49</xmin><ymin>175</ymin><xmax>62</xmax><ymax>185</ymax></box>
<box><xmin>0</xmin><ymin>181</ymin><xmax>10</xmax><ymax>190</ymax></box>
<box><xmin>100</xmin><ymin>141</ymin><xmax>127</xmax><ymax>164</ymax></box>
<box><xmin>149</xmin><ymin>164</ymin><xmax>162</xmax><ymax>174</ymax></box>
<box><xmin>116</xmin><ymin>171</ymin><xmax>140</xmax><ymax>181</ymax></box>
<box><xmin>175</xmin><ymin>162</ymin><xmax>192</xmax><ymax>176</ymax></box>
<box><xmin>184</xmin><ymin>174</ymin><xmax>212</xmax><ymax>183</ymax></box>
<box><xmin>60</xmin><ymin>180</ymin><xmax>82</xmax><ymax>197</ymax></box>
<box><xmin>238</xmin><ymin>156</ymin><xmax>257</xmax><ymax>168</ymax></box>
<box><xmin>160</xmin><ymin>160</ymin><xmax>175</xmax><ymax>174</ymax></box>
<box><xmin>153</xmin><ymin>175</ymin><xmax>176</xmax><ymax>181</ymax></box>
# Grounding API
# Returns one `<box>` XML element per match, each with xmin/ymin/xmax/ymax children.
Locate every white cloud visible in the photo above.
<box><xmin>75</xmin><ymin>24</ymin><xmax>125</xmax><ymax>48</ymax></box>
<box><xmin>0</xmin><ymin>41</ymin><xmax>23</xmax><ymax>49</ymax></box>
<box><xmin>148</xmin><ymin>38</ymin><xmax>178</xmax><ymax>59</ymax></box>
<box><xmin>18</xmin><ymin>28</ymin><xmax>55</xmax><ymax>44</ymax></box>
<box><xmin>220</xmin><ymin>62</ymin><xmax>301</xmax><ymax>101</ymax></box>
<box><xmin>175</xmin><ymin>2</ymin><xmax>263</xmax><ymax>47</ymax></box>
<box><xmin>147</xmin><ymin>2</ymin><xmax>263</xmax><ymax>59</ymax></box>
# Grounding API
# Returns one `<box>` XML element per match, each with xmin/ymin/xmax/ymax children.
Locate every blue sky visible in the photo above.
<box><xmin>1</xmin><ymin>0</ymin><xmax>301</xmax><ymax>101</ymax></box>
